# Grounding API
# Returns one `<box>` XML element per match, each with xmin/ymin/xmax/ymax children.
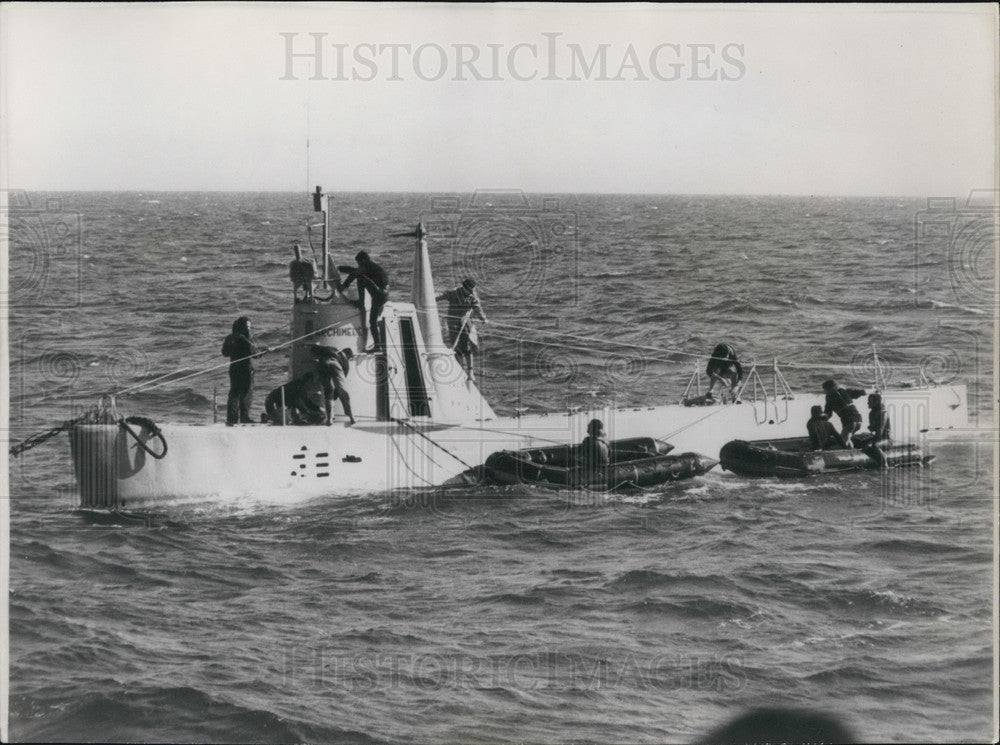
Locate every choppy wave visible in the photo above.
<box><xmin>12</xmin><ymin>685</ymin><xmax>387</xmax><ymax>744</ymax></box>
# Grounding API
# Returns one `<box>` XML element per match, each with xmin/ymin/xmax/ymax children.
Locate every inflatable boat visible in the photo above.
<box><xmin>719</xmin><ymin>436</ymin><xmax>933</xmax><ymax>478</ymax></box>
<box><xmin>484</xmin><ymin>437</ymin><xmax>718</xmax><ymax>490</ymax></box>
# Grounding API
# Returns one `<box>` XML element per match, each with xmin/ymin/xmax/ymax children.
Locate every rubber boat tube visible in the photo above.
<box><xmin>484</xmin><ymin>436</ymin><xmax>718</xmax><ymax>490</ymax></box>
<box><xmin>719</xmin><ymin>436</ymin><xmax>933</xmax><ymax>478</ymax></box>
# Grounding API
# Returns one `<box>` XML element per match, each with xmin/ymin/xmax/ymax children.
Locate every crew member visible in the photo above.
<box><xmin>821</xmin><ymin>379</ymin><xmax>866</xmax><ymax>448</ymax></box>
<box><xmin>578</xmin><ymin>418</ymin><xmax>610</xmax><ymax>474</ymax></box>
<box><xmin>289</xmin><ymin>244</ymin><xmax>316</xmax><ymax>302</ymax></box>
<box><xmin>221</xmin><ymin>316</ymin><xmax>267</xmax><ymax>425</ymax></box>
<box><xmin>855</xmin><ymin>392</ymin><xmax>891</xmax><ymax>467</ymax></box>
<box><xmin>313</xmin><ymin>345</ymin><xmax>356</xmax><ymax>425</ymax></box>
<box><xmin>706</xmin><ymin>343</ymin><xmax>744</xmax><ymax>400</ymax></box>
<box><xmin>806</xmin><ymin>405</ymin><xmax>844</xmax><ymax>450</ymax></box>
<box><xmin>865</xmin><ymin>393</ymin><xmax>891</xmax><ymax>442</ymax></box>
<box><xmin>337</xmin><ymin>251</ymin><xmax>389</xmax><ymax>353</ymax></box>
<box><xmin>264</xmin><ymin>372</ymin><xmax>323</xmax><ymax>425</ymax></box>
<box><xmin>437</xmin><ymin>278</ymin><xmax>489</xmax><ymax>381</ymax></box>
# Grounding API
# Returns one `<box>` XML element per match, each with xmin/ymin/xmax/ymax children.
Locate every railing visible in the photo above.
<box><xmin>680</xmin><ymin>363</ymin><xmax>704</xmax><ymax>401</ymax></box>
<box><xmin>681</xmin><ymin>358</ymin><xmax>795</xmax><ymax>423</ymax></box>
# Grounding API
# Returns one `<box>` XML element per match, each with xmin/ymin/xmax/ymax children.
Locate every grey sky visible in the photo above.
<box><xmin>2</xmin><ymin>2</ymin><xmax>997</xmax><ymax>195</ymax></box>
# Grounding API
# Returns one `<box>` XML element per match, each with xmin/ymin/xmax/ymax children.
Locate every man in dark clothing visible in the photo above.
<box><xmin>807</xmin><ymin>405</ymin><xmax>844</xmax><ymax>450</ymax></box>
<box><xmin>312</xmin><ymin>345</ymin><xmax>356</xmax><ymax>425</ymax></box>
<box><xmin>289</xmin><ymin>244</ymin><xmax>316</xmax><ymax>302</ymax></box>
<box><xmin>221</xmin><ymin>316</ymin><xmax>267</xmax><ymax>425</ymax></box>
<box><xmin>706</xmin><ymin>343</ymin><xmax>744</xmax><ymax>401</ymax></box>
<box><xmin>855</xmin><ymin>393</ymin><xmax>891</xmax><ymax>467</ymax></box>
<box><xmin>821</xmin><ymin>379</ymin><xmax>865</xmax><ymax>448</ymax></box>
<box><xmin>865</xmin><ymin>393</ymin><xmax>891</xmax><ymax>442</ymax></box>
<box><xmin>337</xmin><ymin>251</ymin><xmax>389</xmax><ymax>353</ymax></box>
<box><xmin>578</xmin><ymin>418</ymin><xmax>610</xmax><ymax>474</ymax></box>
<box><xmin>264</xmin><ymin>372</ymin><xmax>324</xmax><ymax>425</ymax></box>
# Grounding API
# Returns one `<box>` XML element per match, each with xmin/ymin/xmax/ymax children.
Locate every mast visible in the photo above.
<box><xmin>312</xmin><ymin>185</ymin><xmax>327</xmax><ymax>285</ymax></box>
<box><xmin>410</xmin><ymin>222</ymin><xmax>445</xmax><ymax>351</ymax></box>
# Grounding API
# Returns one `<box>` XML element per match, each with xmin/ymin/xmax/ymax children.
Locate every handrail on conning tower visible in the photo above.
<box><xmin>291</xmin><ymin>185</ymin><xmax>363</xmax><ymax>304</ymax></box>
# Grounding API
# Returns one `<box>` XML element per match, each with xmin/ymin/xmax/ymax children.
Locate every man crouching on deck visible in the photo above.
<box><xmin>312</xmin><ymin>345</ymin><xmax>356</xmax><ymax>425</ymax></box>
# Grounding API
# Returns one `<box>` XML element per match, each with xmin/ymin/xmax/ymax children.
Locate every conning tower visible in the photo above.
<box><xmin>286</xmin><ymin>187</ymin><xmax>495</xmax><ymax>423</ymax></box>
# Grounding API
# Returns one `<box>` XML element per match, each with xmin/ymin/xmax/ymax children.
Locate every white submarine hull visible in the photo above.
<box><xmin>70</xmin><ymin>383</ymin><xmax>968</xmax><ymax>510</ymax></box>
<box><xmin>66</xmin><ymin>199</ymin><xmax>972</xmax><ymax>511</ymax></box>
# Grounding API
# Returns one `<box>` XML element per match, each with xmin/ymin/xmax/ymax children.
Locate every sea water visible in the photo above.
<box><xmin>7</xmin><ymin>192</ymin><xmax>995</xmax><ymax>742</ymax></box>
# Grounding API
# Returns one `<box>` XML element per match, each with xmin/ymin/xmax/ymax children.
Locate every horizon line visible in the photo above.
<box><xmin>2</xmin><ymin>187</ymin><xmax>973</xmax><ymax>200</ymax></box>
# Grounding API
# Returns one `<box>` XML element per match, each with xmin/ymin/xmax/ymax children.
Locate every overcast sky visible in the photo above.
<box><xmin>2</xmin><ymin>2</ymin><xmax>997</xmax><ymax>195</ymax></box>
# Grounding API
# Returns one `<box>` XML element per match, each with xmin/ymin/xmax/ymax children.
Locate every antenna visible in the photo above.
<box><xmin>304</xmin><ymin>90</ymin><xmax>311</xmax><ymax>195</ymax></box>
<box><xmin>313</xmin><ymin>186</ymin><xmax>327</xmax><ymax>284</ymax></box>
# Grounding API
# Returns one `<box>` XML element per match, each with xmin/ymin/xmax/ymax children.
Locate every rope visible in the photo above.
<box><xmin>438</xmin><ymin>313</ymin><xmax>702</xmax><ymax>360</ymax></box>
<box><xmin>411</xmin><ymin>433</ymin><xmax>444</xmax><ymax>470</ymax></box>
<box><xmin>482</xmin><ymin>328</ymin><xmax>881</xmax><ymax>382</ymax></box>
<box><xmin>101</xmin><ymin>310</ymin><xmax>902</xmax><ymax>407</ymax></box>
<box><xmin>657</xmin><ymin>404</ymin><xmax>733</xmax><ymax>443</ymax></box>
<box><xmin>119</xmin><ymin>416</ymin><xmax>168</xmax><ymax>459</ymax></box>
<box><xmin>10</xmin><ymin>317</ymin><xmax>354</xmax><ymax>457</ymax></box>
<box><xmin>388</xmin><ymin>412</ymin><xmax>444</xmax><ymax>470</ymax></box>
<box><xmin>378</xmin><ymin>348</ymin><xmax>468</xmax><ymax>471</ymax></box>
<box><xmin>113</xmin><ymin>319</ymin><xmax>346</xmax><ymax>399</ymax></box>
<box><xmin>391</xmin><ymin>417</ymin><xmax>478</xmax><ymax>472</ymax></box>
<box><xmin>386</xmin><ymin>431</ymin><xmax>436</xmax><ymax>486</ymax></box>
<box><xmin>450</xmin><ymin>422</ymin><xmax>583</xmax><ymax>448</ymax></box>
<box><xmin>444</xmin><ymin>312</ymin><xmax>923</xmax><ymax>373</ymax></box>
<box><xmin>11</xmin><ymin>293</ymin><xmax>898</xmax><ymax>462</ymax></box>
<box><xmin>450</xmin><ymin>310</ymin><xmax>473</xmax><ymax>352</ymax></box>
<box><xmin>451</xmin><ymin>404</ymin><xmax>727</xmax><ymax>454</ymax></box>
<box><xmin>484</xmin><ymin>329</ymin><xmax>683</xmax><ymax>364</ymax></box>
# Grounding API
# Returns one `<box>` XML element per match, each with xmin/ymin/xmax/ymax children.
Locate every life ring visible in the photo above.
<box><xmin>119</xmin><ymin>416</ymin><xmax>168</xmax><ymax>460</ymax></box>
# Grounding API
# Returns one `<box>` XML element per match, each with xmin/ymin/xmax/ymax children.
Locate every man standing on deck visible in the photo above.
<box><xmin>337</xmin><ymin>251</ymin><xmax>389</xmax><ymax>353</ymax></box>
<box><xmin>221</xmin><ymin>316</ymin><xmax>268</xmax><ymax>425</ymax></box>
<box><xmin>821</xmin><ymin>379</ymin><xmax>866</xmax><ymax>448</ymax></box>
<box><xmin>437</xmin><ymin>278</ymin><xmax>489</xmax><ymax>382</ymax></box>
